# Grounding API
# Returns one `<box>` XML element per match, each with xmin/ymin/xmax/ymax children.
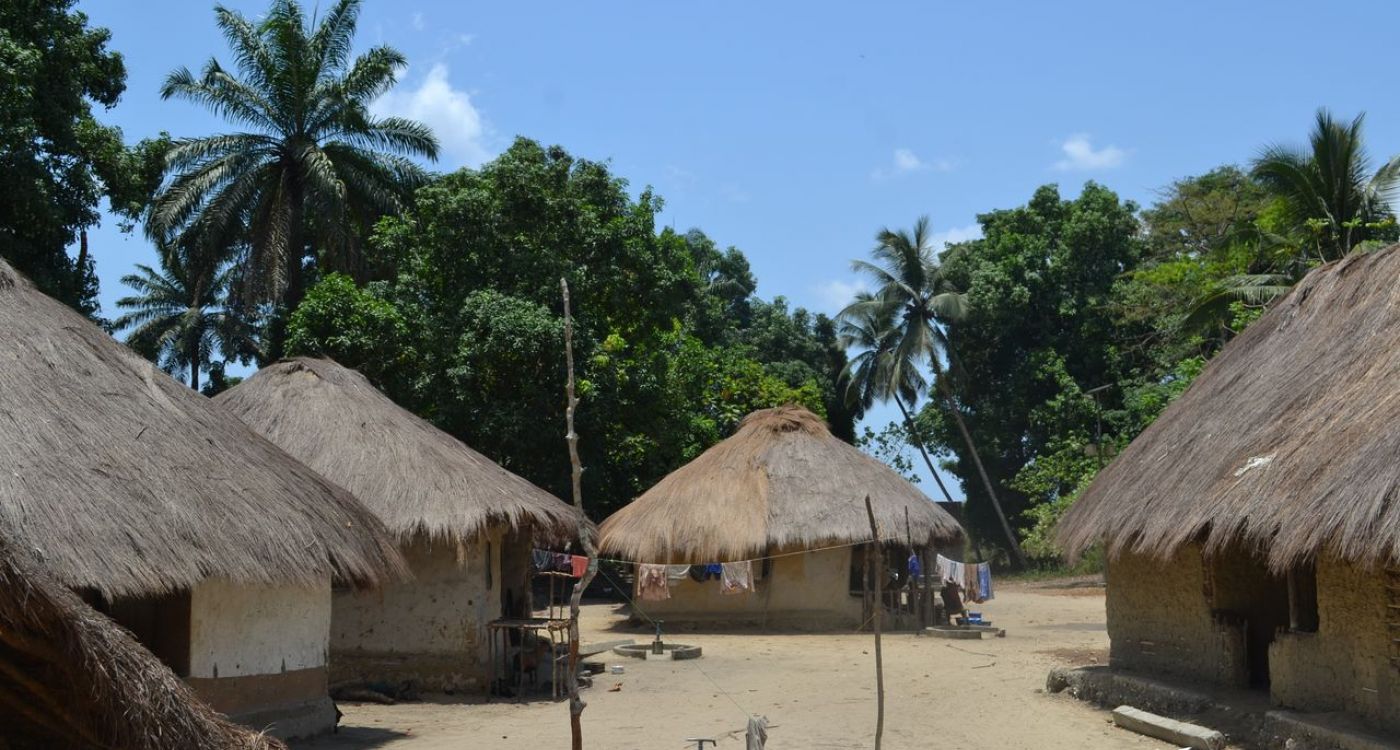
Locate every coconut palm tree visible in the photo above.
<box><xmin>113</xmin><ymin>242</ymin><xmax>260</xmax><ymax>391</ymax></box>
<box><xmin>151</xmin><ymin>0</ymin><xmax>439</xmax><ymax>309</ymax></box>
<box><xmin>1252</xmin><ymin>109</ymin><xmax>1400</xmax><ymax>263</ymax></box>
<box><xmin>837</xmin><ymin>292</ymin><xmax>958</xmax><ymax>504</ymax></box>
<box><xmin>842</xmin><ymin>217</ymin><xmax>1028</xmax><ymax>567</ymax></box>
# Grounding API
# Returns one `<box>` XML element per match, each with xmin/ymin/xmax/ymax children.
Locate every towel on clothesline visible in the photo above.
<box><xmin>635</xmin><ymin>563</ymin><xmax>671</xmax><ymax>601</ymax></box>
<box><xmin>569</xmin><ymin>555</ymin><xmax>589</xmax><ymax>578</ymax></box>
<box><xmin>720</xmin><ymin>561</ymin><xmax>754</xmax><ymax>595</ymax></box>
<box><xmin>665</xmin><ymin>564</ymin><xmax>691</xmax><ymax>581</ymax></box>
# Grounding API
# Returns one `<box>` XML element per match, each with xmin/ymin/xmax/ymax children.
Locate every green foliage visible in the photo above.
<box><xmin>287</xmin><ymin>139</ymin><xmax>844</xmax><ymax>517</ymax></box>
<box><xmin>112</xmin><ymin>241</ymin><xmax>260</xmax><ymax>389</ymax></box>
<box><xmin>284</xmin><ymin>273</ymin><xmax>415</xmax><ymax>389</ymax></box>
<box><xmin>151</xmin><ymin>0</ymin><xmax>438</xmax><ymax>314</ymax></box>
<box><xmin>856</xmin><ymin>422</ymin><xmax>920</xmax><ymax>484</ymax></box>
<box><xmin>923</xmin><ymin>184</ymin><xmax>1142</xmax><ymax>550</ymax></box>
<box><xmin>0</xmin><ymin>0</ymin><xmax>133</xmax><ymax>315</ymax></box>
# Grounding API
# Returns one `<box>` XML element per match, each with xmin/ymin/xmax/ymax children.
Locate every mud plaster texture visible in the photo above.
<box><xmin>1108</xmin><ymin>546</ymin><xmax>1400</xmax><ymax>736</ymax></box>
<box><xmin>1270</xmin><ymin>555</ymin><xmax>1398</xmax><ymax>734</ymax></box>
<box><xmin>330</xmin><ymin>527</ymin><xmax>531</xmax><ymax>692</ymax></box>
<box><xmin>631</xmin><ymin>545</ymin><xmax>867</xmax><ymax>630</ymax></box>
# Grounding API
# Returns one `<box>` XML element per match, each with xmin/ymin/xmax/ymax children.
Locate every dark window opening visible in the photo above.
<box><xmin>1288</xmin><ymin>563</ymin><xmax>1319</xmax><ymax>633</ymax></box>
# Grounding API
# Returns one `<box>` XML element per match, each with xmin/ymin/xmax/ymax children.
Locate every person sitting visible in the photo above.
<box><xmin>940</xmin><ymin>578</ymin><xmax>967</xmax><ymax>625</ymax></box>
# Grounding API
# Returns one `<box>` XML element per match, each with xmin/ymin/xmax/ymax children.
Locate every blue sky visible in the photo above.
<box><xmin>78</xmin><ymin>0</ymin><xmax>1400</xmax><ymax>496</ymax></box>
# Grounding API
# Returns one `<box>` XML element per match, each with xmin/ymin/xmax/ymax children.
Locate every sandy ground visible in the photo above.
<box><xmin>295</xmin><ymin>584</ymin><xmax>1170</xmax><ymax>750</ymax></box>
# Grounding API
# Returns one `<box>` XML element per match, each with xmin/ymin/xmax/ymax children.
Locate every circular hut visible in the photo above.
<box><xmin>0</xmin><ymin>260</ymin><xmax>404</xmax><ymax>738</ymax></box>
<box><xmin>1055</xmin><ymin>247</ymin><xmax>1400</xmax><ymax>734</ymax></box>
<box><xmin>217</xmin><ymin>357</ymin><xmax>581</xmax><ymax>693</ymax></box>
<box><xmin>0</xmin><ymin>528</ymin><xmax>286</xmax><ymax>750</ymax></box>
<box><xmin>598</xmin><ymin>405</ymin><xmax>963</xmax><ymax>629</ymax></box>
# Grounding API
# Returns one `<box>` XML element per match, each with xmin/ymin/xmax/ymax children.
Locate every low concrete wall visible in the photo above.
<box><xmin>188</xmin><ymin>579</ymin><xmax>333</xmax><ymax>738</ymax></box>
<box><xmin>331</xmin><ymin>527</ymin><xmax>527</xmax><ymax>692</ymax></box>
<box><xmin>633</xmin><ymin>546</ymin><xmax>866</xmax><ymax>629</ymax></box>
<box><xmin>1106</xmin><ymin>545</ymin><xmax>1245</xmax><ymax>686</ymax></box>
<box><xmin>1269</xmin><ymin>556</ymin><xmax>1397</xmax><ymax>734</ymax></box>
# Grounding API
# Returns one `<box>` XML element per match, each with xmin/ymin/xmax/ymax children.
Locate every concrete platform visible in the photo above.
<box><xmin>1047</xmin><ymin>666</ymin><xmax>1400</xmax><ymax>750</ymax></box>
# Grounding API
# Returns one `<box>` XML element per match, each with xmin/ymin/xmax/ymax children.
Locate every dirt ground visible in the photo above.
<box><xmin>295</xmin><ymin>583</ymin><xmax>1169</xmax><ymax>750</ymax></box>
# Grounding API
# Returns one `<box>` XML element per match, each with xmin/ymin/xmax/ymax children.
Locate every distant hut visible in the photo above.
<box><xmin>0</xmin><ymin>260</ymin><xmax>404</xmax><ymax>738</ymax></box>
<box><xmin>217</xmin><ymin>357</ymin><xmax>580</xmax><ymax>692</ymax></box>
<box><xmin>0</xmin><ymin>530</ymin><xmax>285</xmax><ymax>750</ymax></box>
<box><xmin>1057</xmin><ymin>247</ymin><xmax>1400</xmax><ymax>733</ymax></box>
<box><xmin>599</xmin><ymin>406</ymin><xmax>963</xmax><ymax>629</ymax></box>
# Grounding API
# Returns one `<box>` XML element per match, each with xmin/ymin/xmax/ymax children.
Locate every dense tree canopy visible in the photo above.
<box><xmin>0</xmin><ymin>0</ymin><xmax>137</xmax><ymax>314</ymax></box>
<box><xmin>287</xmin><ymin>138</ymin><xmax>846</xmax><ymax>516</ymax></box>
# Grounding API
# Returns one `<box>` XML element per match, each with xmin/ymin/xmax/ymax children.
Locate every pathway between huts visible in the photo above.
<box><xmin>295</xmin><ymin>583</ymin><xmax>1171</xmax><ymax>750</ymax></box>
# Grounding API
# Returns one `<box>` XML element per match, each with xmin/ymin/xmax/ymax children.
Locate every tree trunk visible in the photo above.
<box><xmin>189</xmin><ymin>359</ymin><xmax>199</xmax><ymax>391</ymax></box>
<box><xmin>560</xmin><ymin>279</ymin><xmax>596</xmax><ymax>750</ymax></box>
<box><xmin>893</xmin><ymin>395</ymin><xmax>956</xmax><ymax>504</ymax></box>
<box><xmin>929</xmin><ymin>355</ymin><xmax>1028</xmax><ymax>569</ymax></box>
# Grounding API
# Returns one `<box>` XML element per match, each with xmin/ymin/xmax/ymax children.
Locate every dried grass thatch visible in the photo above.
<box><xmin>1058</xmin><ymin>246</ymin><xmax>1400</xmax><ymax>571</ymax></box>
<box><xmin>0</xmin><ymin>260</ymin><xmax>405</xmax><ymax>598</ymax></box>
<box><xmin>598</xmin><ymin>406</ymin><xmax>963</xmax><ymax>563</ymax></box>
<box><xmin>216</xmin><ymin>358</ymin><xmax>580</xmax><ymax>544</ymax></box>
<box><xmin>0</xmin><ymin>529</ymin><xmax>285</xmax><ymax>750</ymax></box>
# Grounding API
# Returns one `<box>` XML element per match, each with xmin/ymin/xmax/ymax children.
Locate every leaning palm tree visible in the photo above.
<box><xmin>1252</xmin><ymin>109</ymin><xmax>1400</xmax><ymax>263</ymax></box>
<box><xmin>837</xmin><ymin>292</ymin><xmax>958</xmax><ymax>504</ymax></box>
<box><xmin>151</xmin><ymin>0</ymin><xmax>439</xmax><ymax>309</ymax></box>
<box><xmin>842</xmin><ymin>217</ymin><xmax>1028</xmax><ymax>567</ymax></box>
<box><xmin>113</xmin><ymin>242</ymin><xmax>260</xmax><ymax>390</ymax></box>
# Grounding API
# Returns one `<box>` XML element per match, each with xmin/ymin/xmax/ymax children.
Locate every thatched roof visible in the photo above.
<box><xmin>598</xmin><ymin>406</ymin><xmax>963</xmax><ymax>563</ymax></box>
<box><xmin>216</xmin><ymin>358</ymin><xmax>580</xmax><ymax>544</ymax></box>
<box><xmin>0</xmin><ymin>529</ymin><xmax>285</xmax><ymax>750</ymax></box>
<box><xmin>1058</xmin><ymin>246</ymin><xmax>1400</xmax><ymax>571</ymax></box>
<box><xmin>0</xmin><ymin>260</ymin><xmax>405</xmax><ymax>598</ymax></box>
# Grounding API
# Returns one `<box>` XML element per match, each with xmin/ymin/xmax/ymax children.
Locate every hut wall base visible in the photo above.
<box><xmin>1269</xmin><ymin>556</ymin><xmax>1397</xmax><ymax>734</ymax></box>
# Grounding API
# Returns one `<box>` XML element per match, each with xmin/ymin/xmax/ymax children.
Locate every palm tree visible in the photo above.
<box><xmin>1252</xmin><ymin>109</ymin><xmax>1400</xmax><ymax>263</ymax></box>
<box><xmin>841</xmin><ymin>217</ymin><xmax>1028</xmax><ymax>568</ymax></box>
<box><xmin>151</xmin><ymin>0</ymin><xmax>439</xmax><ymax>309</ymax></box>
<box><xmin>837</xmin><ymin>292</ymin><xmax>958</xmax><ymax>504</ymax></box>
<box><xmin>113</xmin><ymin>242</ymin><xmax>260</xmax><ymax>390</ymax></box>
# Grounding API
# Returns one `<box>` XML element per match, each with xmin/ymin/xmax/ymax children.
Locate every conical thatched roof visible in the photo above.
<box><xmin>1058</xmin><ymin>246</ymin><xmax>1400</xmax><ymax>571</ymax></box>
<box><xmin>0</xmin><ymin>260</ymin><xmax>405</xmax><ymax>598</ymax></box>
<box><xmin>216</xmin><ymin>357</ymin><xmax>580</xmax><ymax>544</ymax></box>
<box><xmin>0</xmin><ymin>529</ymin><xmax>285</xmax><ymax>750</ymax></box>
<box><xmin>598</xmin><ymin>406</ymin><xmax>963</xmax><ymax>563</ymax></box>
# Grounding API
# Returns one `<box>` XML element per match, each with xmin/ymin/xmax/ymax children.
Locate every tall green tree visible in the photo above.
<box><xmin>836</xmin><ymin>291</ymin><xmax>956</xmax><ymax>503</ymax></box>
<box><xmin>1253</xmin><ymin>109</ymin><xmax>1399</xmax><ymax>262</ymax></box>
<box><xmin>924</xmin><ymin>188</ymin><xmax>1142</xmax><ymax>563</ymax></box>
<box><xmin>151</xmin><ymin>0</ymin><xmax>438</xmax><ymax>315</ymax></box>
<box><xmin>114</xmin><ymin>242</ymin><xmax>260</xmax><ymax>390</ymax></box>
<box><xmin>0</xmin><ymin>0</ymin><xmax>129</xmax><ymax>314</ymax></box>
<box><xmin>842</xmin><ymin>216</ymin><xmax>1027</xmax><ymax>566</ymax></box>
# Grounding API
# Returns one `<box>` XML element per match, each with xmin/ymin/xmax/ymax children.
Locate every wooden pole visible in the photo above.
<box><xmin>864</xmin><ymin>495</ymin><xmax>884</xmax><ymax>750</ymax></box>
<box><xmin>562</xmin><ymin>278</ymin><xmax>597</xmax><ymax>750</ymax></box>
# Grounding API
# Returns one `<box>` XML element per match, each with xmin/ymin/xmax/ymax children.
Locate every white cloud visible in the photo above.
<box><xmin>930</xmin><ymin>224</ymin><xmax>981</xmax><ymax>250</ymax></box>
<box><xmin>872</xmin><ymin>148</ymin><xmax>954</xmax><ymax>181</ymax></box>
<box><xmin>812</xmin><ymin>279</ymin><xmax>869</xmax><ymax>313</ymax></box>
<box><xmin>411</xmin><ymin>12</ymin><xmax>425</xmax><ymax>31</ymax></box>
<box><xmin>372</xmin><ymin>64</ymin><xmax>491</xmax><ymax>168</ymax></box>
<box><xmin>1053</xmin><ymin>134</ymin><xmax>1126</xmax><ymax>171</ymax></box>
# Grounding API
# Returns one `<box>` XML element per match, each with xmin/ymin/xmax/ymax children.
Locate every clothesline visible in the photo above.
<box><xmin>536</xmin><ymin>537</ymin><xmax>994</xmax><ymax>569</ymax></box>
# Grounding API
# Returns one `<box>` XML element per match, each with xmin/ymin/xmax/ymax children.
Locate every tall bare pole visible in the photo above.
<box><xmin>864</xmin><ymin>495</ymin><xmax>885</xmax><ymax>750</ymax></box>
<box><xmin>562</xmin><ymin>278</ymin><xmax>597</xmax><ymax>750</ymax></box>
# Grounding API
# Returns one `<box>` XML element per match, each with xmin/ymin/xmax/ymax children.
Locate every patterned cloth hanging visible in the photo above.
<box><xmin>720</xmin><ymin>561</ymin><xmax>754</xmax><ymax>595</ymax></box>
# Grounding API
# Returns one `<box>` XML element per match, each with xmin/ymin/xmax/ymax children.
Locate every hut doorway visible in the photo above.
<box><xmin>94</xmin><ymin>591</ymin><xmax>193</xmax><ymax>677</ymax></box>
<box><xmin>1209</xmin><ymin>547</ymin><xmax>1290</xmax><ymax>688</ymax></box>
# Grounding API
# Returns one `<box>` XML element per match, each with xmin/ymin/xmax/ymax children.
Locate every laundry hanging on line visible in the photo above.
<box><xmin>936</xmin><ymin>554</ymin><xmax>993</xmax><ymax>603</ymax></box>
<box><xmin>635</xmin><ymin>563</ymin><xmax>671</xmax><ymax>601</ymax></box>
<box><xmin>720</xmin><ymin>561</ymin><xmax>754</xmax><ymax>595</ymax></box>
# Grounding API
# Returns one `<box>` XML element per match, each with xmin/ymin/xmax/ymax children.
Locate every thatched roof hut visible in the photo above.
<box><xmin>215</xmin><ymin>357</ymin><xmax>579</xmax><ymax>543</ymax></box>
<box><xmin>599</xmin><ymin>406</ymin><xmax>963</xmax><ymax>563</ymax></box>
<box><xmin>1057</xmin><ymin>246</ymin><xmax>1400</xmax><ymax>571</ymax></box>
<box><xmin>0</xmin><ymin>529</ymin><xmax>285</xmax><ymax>750</ymax></box>
<box><xmin>0</xmin><ymin>260</ymin><xmax>405</xmax><ymax>598</ymax></box>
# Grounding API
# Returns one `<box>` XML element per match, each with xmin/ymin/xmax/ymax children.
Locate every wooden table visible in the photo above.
<box><xmin>487</xmin><ymin>617</ymin><xmax>571</xmax><ymax>700</ymax></box>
